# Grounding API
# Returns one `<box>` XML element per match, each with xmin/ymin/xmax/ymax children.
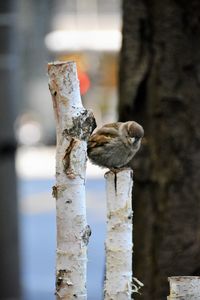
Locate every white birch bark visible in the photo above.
<box><xmin>167</xmin><ymin>276</ymin><xmax>200</xmax><ymax>300</ymax></box>
<box><xmin>104</xmin><ymin>169</ymin><xmax>133</xmax><ymax>300</ymax></box>
<box><xmin>48</xmin><ymin>61</ymin><xmax>96</xmax><ymax>300</ymax></box>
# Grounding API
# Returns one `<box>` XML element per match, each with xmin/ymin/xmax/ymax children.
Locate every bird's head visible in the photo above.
<box><xmin>125</xmin><ymin>121</ymin><xmax>144</xmax><ymax>145</ymax></box>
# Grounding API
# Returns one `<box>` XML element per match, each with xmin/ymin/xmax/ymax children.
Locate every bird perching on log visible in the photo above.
<box><xmin>87</xmin><ymin>121</ymin><xmax>144</xmax><ymax>170</ymax></box>
<box><xmin>87</xmin><ymin>120</ymin><xmax>144</xmax><ymax>300</ymax></box>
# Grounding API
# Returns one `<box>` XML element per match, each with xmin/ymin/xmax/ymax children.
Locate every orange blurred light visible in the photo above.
<box><xmin>78</xmin><ymin>70</ymin><xmax>90</xmax><ymax>95</ymax></box>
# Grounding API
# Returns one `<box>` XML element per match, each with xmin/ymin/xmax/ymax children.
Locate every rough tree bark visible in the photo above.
<box><xmin>48</xmin><ymin>61</ymin><xmax>96</xmax><ymax>299</ymax></box>
<box><xmin>119</xmin><ymin>1</ymin><xmax>200</xmax><ymax>299</ymax></box>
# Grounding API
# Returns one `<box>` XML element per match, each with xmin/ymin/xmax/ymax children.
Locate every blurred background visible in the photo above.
<box><xmin>0</xmin><ymin>0</ymin><xmax>121</xmax><ymax>299</ymax></box>
<box><xmin>1</xmin><ymin>0</ymin><xmax>200</xmax><ymax>300</ymax></box>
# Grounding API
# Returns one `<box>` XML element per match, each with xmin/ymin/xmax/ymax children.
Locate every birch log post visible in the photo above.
<box><xmin>104</xmin><ymin>169</ymin><xmax>134</xmax><ymax>300</ymax></box>
<box><xmin>48</xmin><ymin>61</ymin><xmax>96</xmax><ymax>299</ymax></box>
<box><xmin>167</xmin><ymin>276</ymin><xmax>200</xmax><ymax>300</ymax></box>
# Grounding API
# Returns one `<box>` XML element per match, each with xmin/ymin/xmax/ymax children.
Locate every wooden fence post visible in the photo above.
<box><xmin>48</xmin><ymin>61</ymin><xmax>96</xmax><ymax>299</ymax></box>
<box><xmin>168</xmin><ymin>276</ymin><xmax>200</xmax><ymax>299</ymax></box>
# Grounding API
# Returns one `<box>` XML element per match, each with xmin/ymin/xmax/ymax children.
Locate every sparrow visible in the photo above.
<box><xmin>87</xmin><ymin>121</ymin><xmax>144</xmax><ymax>169</ymax></box>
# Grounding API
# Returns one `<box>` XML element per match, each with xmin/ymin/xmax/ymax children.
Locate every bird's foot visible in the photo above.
<box><xmin>110</xmin><ymin>167</ymin><xmax>132</xmax><ymax>174</ymax></box>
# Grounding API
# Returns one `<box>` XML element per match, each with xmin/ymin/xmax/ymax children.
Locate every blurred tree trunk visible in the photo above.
<box><xmin>119</xmin><ymin>1</ymin><xmax>200</xmax><ymax>299</ymax></box>
<box><xmin>0</xmin><ymin>0</ymin><xmax>20</xmax><ymax>299</ymax></box>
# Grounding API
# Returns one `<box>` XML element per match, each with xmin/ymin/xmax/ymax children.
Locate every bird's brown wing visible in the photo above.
<box><xmin>88</xmin><ymin>133</ymin><xmax>113</xmax><ymax>149</ymax></box>
<box><xmin>88</xmin><ymin>123</ymin><xmax>121</xmax><ymax>151</ymax></box>
<box><xmin>94</xmin><ymin>123</ymin><xmax>121</xmax><ymax>138</ymax></box>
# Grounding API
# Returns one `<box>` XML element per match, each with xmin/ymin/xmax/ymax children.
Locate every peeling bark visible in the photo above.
<box><xmin>48</xmin><ymin>61</ymin><xmax>96</xmax><ymax>299</ymax></box>
<box><xmin>63</xmin><ymin>138</ymin><xmax>78</xmax><ymax>178</ymax></box>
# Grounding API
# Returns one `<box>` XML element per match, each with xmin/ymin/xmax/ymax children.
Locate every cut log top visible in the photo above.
<box><xmin>48</xmin><ymin>61</ymin><xmax>82</xmax><ymax>109</ymax></box>
<box><xmin>48</xmin><ymin>61</ymin><xmax>96</xmax><ymax>140</ymax></box>
<box><xmin>168</xmin><ymin>276</ymin><xmax>200</xmax><ymax>299</ymax></box>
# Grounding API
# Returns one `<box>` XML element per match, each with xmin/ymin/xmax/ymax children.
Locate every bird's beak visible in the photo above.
<box><xmin>129</xmin><ymin>137</ymin><xmax>141</xmax><ymax>144</ymax></box>
<box><xmin>129</xmin><ymin>137</ymin><xmax>136</xmax><ymax>143</ymax></box>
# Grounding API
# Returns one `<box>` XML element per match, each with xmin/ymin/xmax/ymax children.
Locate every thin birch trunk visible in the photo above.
<box><xmin>167</xmin><ymin>276</ymin><xmax>200</xmax><ymax>300</ymax></box>
<box><xmin>48</xmin><ymin>61</ymin><xmax>96</xmax><ymax>300</ymax></box>
<box><xmin>104</xmin><ymin>169</ymin><xmax>133</xmax><ymax>300</ymax></box>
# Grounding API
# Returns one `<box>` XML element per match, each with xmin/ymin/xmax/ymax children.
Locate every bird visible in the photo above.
<box><xmin>87</xmin><ymin>121</ymin><xmax>144</xmax><ymax>169</ymax></box>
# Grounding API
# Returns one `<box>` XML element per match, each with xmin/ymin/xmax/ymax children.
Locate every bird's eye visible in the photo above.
<box><xmin>128</xmin><ymin>136</ymin><xmax>141</xmax><ymax>144</ymax></box>
<box><xmin>135</xmin><ymin>136</ymin><xmax>140</xmax><ymax>142</ymax></box>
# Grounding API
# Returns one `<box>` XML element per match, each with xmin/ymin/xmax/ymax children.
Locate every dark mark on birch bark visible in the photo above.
<box><xmin>56</xmin><ymin>269</ymin><xmax>67</xmax><ymax>292</ymax></box>
<box><xmin>56</xmin><ymin>270</ymin><xmax>73</xmax><ymax>293</ymax></box>
<box><xmin>82</xmin><ymin>225</ymin><xmax>92</xmax><ymax>245</ymax></box>
<box><xmin>63</xmin><ymin>138</ymin><xmax>77</xmax><ymax>177</ymax></box>
<box><xmin>114</xmin><ymin>172</ymin><xmax>117</xmax><ymax>194</ymax></box>
<box><xmin>52</xmin><ymin>185</ymin><xmax>58</xmax><ymax>199</ymax></box>
<box><xmin>63</xmin><ymin>110</ymin><xmax>96</xmax><ymax>141</ymax></box>
<box><xmin>49</xmin><ymin>84</ymin><xmax>59</xmax><ymax>122</ymax></box>
<box><xmin>128</xmin><ymin>213</ymin><xmax>132</xmax><ymax>220</ymax></box>
<box><xmin>65</xmin><ymin>199</ymin><xmax>72</xmax><ymax>204</ymax></box>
